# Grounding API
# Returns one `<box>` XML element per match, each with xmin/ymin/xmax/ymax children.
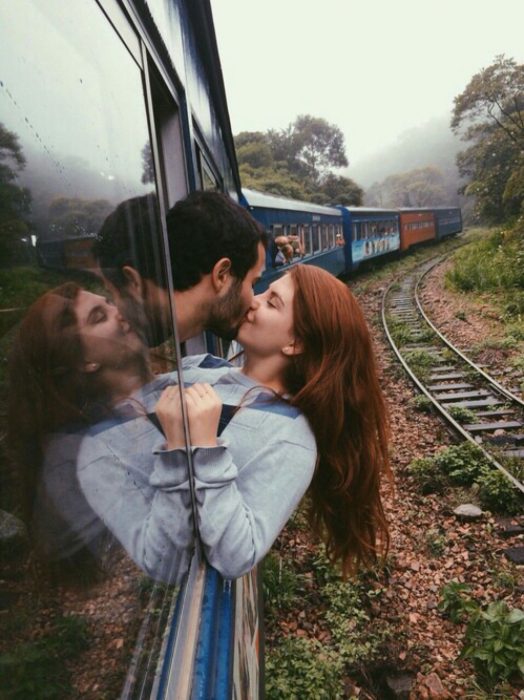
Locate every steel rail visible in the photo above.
<box><xmin>415</xmin><ymin>256</ymin><xmax>524</xmax><ymax>409</ymax></box>
<box><xmin>382</xmin><ymin>261</ymin><xmax>524</xmax><ymax>496</ymax></box>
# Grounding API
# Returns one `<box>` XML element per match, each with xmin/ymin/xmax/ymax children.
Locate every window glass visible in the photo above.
<box><xmin>0</xmin><ymin>1</ymin><xmax>193</xmax><ymax>693</ymax></box>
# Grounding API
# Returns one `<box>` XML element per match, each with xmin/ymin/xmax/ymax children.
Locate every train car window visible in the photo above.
<box><xmin>320</xmin><ymin>224</ymin><xmax>329</xmax><ymax>250</ymax></box>
<box><xmin>311</xmin><ymin>224</ymin><xmax>320</xmax><ymax>253</ymax></box>
<box><xmin>0</xmin><ymin>1</ymin><xmax>197</xmax><ymax>692</ymax></box>
<box><xmin>149</xmin><ymin>67</ymin><xmax>188</xmax><ymax>207</ymax></box>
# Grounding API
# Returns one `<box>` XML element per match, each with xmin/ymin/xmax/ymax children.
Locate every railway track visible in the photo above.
<box><xmin>382</xmin><ymin>256</ymin><xmax>524</xmax><ymax>513</ymax></box>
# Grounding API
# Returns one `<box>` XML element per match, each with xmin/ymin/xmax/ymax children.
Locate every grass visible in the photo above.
<box><xmin>0</xmin><ymin>614</ymin><xmax>89</xmax><ymax>699</ymax></box>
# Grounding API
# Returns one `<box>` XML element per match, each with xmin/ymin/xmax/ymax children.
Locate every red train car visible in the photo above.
<box><xmin>399</xmin><ymin>208</ymin><xmax>436</xmax><ymax>251</ymax></box>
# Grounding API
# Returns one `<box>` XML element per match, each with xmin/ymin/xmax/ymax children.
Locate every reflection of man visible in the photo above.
<box><xmin>93</xmin><ymin>191</ymin><xmax>266</xmax><ymax>346</ymax></box>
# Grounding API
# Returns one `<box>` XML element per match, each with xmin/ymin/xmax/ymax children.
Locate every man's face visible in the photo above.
<box><xmin>206</xmin><ymin>242</ymin><xmax>266</xmax><ymax>340</ymax></box>
<box><xmin>102</xmin><ymin>277</ymin><xmax>171</xmax><ymax>348</ymax></box>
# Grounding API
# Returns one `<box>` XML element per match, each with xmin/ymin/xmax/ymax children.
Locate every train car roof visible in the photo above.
<box><xmin>242</xmin><ymin>188</ymin><xmax>341</xmax><ymax>216</ymax></box>
<box><xmin>341</xmin><ymin>206</ymin><xmax>399</xmax><ymax>214</ymax></box>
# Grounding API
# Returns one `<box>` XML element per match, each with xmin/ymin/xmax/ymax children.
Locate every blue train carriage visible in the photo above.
<box><xmin>240</xmin><ymin>188</ymin><xmax>346</xmax><ymax>290</ymax></box>
<box><xmin>433</xmin><ymin>206</ymin><xmax>463</xmax><ymax>240</ymax></box>
<box><xmin>338</xmin><ymin>207</ymin><xmax>401</xmax><ymax>271</ymax></box>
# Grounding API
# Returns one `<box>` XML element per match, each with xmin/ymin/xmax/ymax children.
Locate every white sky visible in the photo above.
<box><xmin>210</xmin><ymin>0</ymin><xmax>524</xmax><ymax>165</ymax></box>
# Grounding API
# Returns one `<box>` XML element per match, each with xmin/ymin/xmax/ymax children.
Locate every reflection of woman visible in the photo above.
<box><xmin>7</xmin><ymin>283</ymin><xmax>151</xmax><ymax>566</ymax></box>
<box><xmin>9</xmin><ymin>265</ymin><xmax>390</xmax><ymax>582</ymax></box>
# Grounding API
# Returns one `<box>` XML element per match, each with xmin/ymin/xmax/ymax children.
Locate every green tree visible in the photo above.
<box><xmin>365</xmin><ymin>166</ymin><xmax>447</xmax><ymax>207</ymax></box>
<box><xmin>315</xmin><ymin>173</ymin><xmax>362</xmax><ymax>206</ymax></box>
<box><xmin>0</xmin><ymin>123</ymin><xmax>32</xmax><ymax>264</ymax></box>
<box><xmin>452</xmin><ymin>55</ymin><xmax>524</xmax><ymax>222</ymax></box>
<box><xmin>48</xmin><ymin>196</ymin><xmax>113</xmax><ymax>238</ymax></box>
<box><xmin>267</xmin><ymin>115</ymin><xmax>348</xmax><ymax>185</ymax></box>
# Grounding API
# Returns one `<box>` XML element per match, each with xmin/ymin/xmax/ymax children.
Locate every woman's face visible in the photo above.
<box><xmin>74</xmin><ymin>290</ymin><xmax>145</xmax><ymax>371</ymax></box>
<box><xmin>237</xmin><ymin>274</ymin><xmax>296</xmax><ymax>357</ymax></box>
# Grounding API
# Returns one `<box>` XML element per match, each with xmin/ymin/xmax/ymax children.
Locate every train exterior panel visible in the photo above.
<box><xmin>398</xmin><ymin>209</ymin><xmax>436</xmax><ymax>251</ymax></box>
<box><xmin>339</xmin><ymin>207</ymin><xmax>400</xmax><ymax>270</ymax></box>
<box><xmin>241</xmin><ymin>188</ymin><xmax>345</xmax><ymax>290</ymax></box>
<box><xmin>433</xmin><ymin>207</ymin><xmax>463</xmax><ymax>240</ymax></box>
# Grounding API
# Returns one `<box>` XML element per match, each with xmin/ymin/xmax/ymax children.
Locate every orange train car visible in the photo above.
<box><xmin>398</xmin><ymin>208</ymin><xmax>436</xmax><ymax>252</ymax></box>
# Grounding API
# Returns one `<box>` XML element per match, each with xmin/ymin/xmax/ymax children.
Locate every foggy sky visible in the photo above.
<box><xmin>210</xmin><ymin>0</ymin><xmax>524</xmax><ymax>167</ymax></box>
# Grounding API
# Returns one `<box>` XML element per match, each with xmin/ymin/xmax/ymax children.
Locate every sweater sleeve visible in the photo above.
<box><xmin>151</xmin><ymin>423</ymin><xmax>316</xmax><ymax>579</ymax></box>
<box><xmin>77</xmin><ymin>415</ymin><xmax>316</xmax><ymax>582</ymax></box>
<box><xmin>77</xmin><ymin>430</ymin><xmax>195</xmax><ymax>583</ymax></box>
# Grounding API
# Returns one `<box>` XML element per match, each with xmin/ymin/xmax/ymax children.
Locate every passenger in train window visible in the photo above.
<box><xmin>8</xmin><ymin>264</ymin><xmax>390</xmax><ymax>582</ymax></box>
<box><xmin>93</xmin><ymin>190</ymin><xmax>266</xmax><ymax>347</ymax></box>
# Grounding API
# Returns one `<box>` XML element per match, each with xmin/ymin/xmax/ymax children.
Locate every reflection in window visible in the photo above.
<box><xmin>0</xmin><ymin>1</ymin><xmax>194</xmax><ymax>693</ymax></box>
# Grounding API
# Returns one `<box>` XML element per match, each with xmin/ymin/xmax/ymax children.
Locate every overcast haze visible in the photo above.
<box><xmin>210</xmin><ymin>0</ymin><xmax>524</xmax><ymax>169</ymax></box>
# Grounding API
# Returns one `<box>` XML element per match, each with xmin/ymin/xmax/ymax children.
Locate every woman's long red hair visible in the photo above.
<box><xmin>7</xmin><ymin>283</ymin><xmax>90</xmax><ymax>521</ymax></box>
<box><xmin>285</xmin><ymin>265</ymin><xmax>391</xmax><ymax>576</ymax></box>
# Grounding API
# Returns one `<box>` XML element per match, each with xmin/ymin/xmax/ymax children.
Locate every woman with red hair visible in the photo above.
<box><xmin>8</xmin><ymin>265</ymin><xmax>390</xmax><ymax>581</ymax></box>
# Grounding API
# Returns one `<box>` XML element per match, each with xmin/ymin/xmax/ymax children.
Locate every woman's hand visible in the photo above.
<box><xmin>155</xmin><ymin>383</ymin><xmax>222</xmax><ymax>450</ymax></box>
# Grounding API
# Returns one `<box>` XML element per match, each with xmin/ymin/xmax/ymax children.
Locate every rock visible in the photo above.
<box><xmin>504</xmin><ymin>546</ymin><xmax>524</xmax><ymax>565</ymax></box>
<box><xmin>453</xmin><ymin>504</ymin><xmax>483</xmax><ymax>521</ymax></box>
<box><xmin>0</xmin><ymin>509</ymin><xmax>29</xmax><ymax>559</ymax></box>
<box><xmin>385</xmin><ymin>672</ymin><xmax>416</xmax><ymax>699</ymax></box>
<box><xmin>422</xmin><ymin>672</ymin><xmax>450</xmax><ymax>698</ymax></box>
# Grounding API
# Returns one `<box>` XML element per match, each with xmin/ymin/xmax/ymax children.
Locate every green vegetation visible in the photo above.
<box><xmin>235</xmin><ymin>116</ymin><xmax>361</xmax><ymax>205</ymax></box>
<box><xmin>265</xmin><ymin>636</ymin><xmax>344</xmax><ymax>699</ymax></box>
<box><xmin>410</xmin><ymin>394</ymin><xmax>433</xmax><ymax>413</ymax></box>
<box><xmin>451</xmin><ymin>56</ymin><xmax>524</xmax><ymax>224</ymax></box>
<box><xmin>263</xmin><ymin>544</ymin><xmax>391</xmax><ymax>698</ymax></box>
<box><xmin>439</xmin><ymin>582</ymin><xmax>524</xmax><ymax>686</ymax></box>
<box><xmin>0</xmin><ymin>615</ymin><xmax>89</xmax><ymax>699</ymax></box>
<box><xmin>407</xmin><ymin>442</ymin><xmax>523</xmax><ymax>514</ymax></box>
<box><xmin>446</xmin><ymin>405</ymin><xmax>478</xmax><ymax>424</ymax></box>
<box><xmin>446</xmin><ymin>224</ymin><xmax>524</xmax><ymax>308</ymax></box>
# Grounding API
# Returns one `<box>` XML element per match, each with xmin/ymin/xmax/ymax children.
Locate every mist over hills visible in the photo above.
<box><xmin>345</xmin><ymin>115</ymin><xmax>463</xmax><ymax>195</ymax></box>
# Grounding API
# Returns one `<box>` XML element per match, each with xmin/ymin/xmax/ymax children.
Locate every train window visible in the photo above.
<box><xmin>149</xmin><ymin>66</ymin><xmax>188</xmax><ymax>207</ymax></box>
<box><xmin>320</xmin><ymin>224</ymin><xmax>329</xmax><ymax>250</ymax></box>
<box><xmin>0</xmin><ymin>1</ymin><xmax>197</xmax><ymax>691</ymax></box>
<box><xmin>311</xmin><ymin>224</ymin><xmax>320</xmax><ymax>253</ymax></box>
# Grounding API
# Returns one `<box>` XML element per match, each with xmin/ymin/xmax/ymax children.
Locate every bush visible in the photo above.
<box><xmin>462</xmin><ymin>601</ymin><xmax>524</xmax><ymax>684</ymax></box>
<box><xmin>438</xmin><ymin>581</ymin><xmax>478</xmax><ymax>623</ymax></box>
<box><xmin>0</xmin><ymin>615</ymin><xmax>89</xmax><ymax>699</ymax></box>
<box><xmin>407</xmin><ymin>456</ymin><xmax>447</xmax><ymax>494</ymax></box>
<box><xmin>265</xmin><ymin>636</ymin><xmax>343</xmax><ymax>699</ymax></box>
<box><xmin>446</xmin><ymin>405</ymin><xmax>478</xmax><ymax>424</ymax></box>
<box><xmin>263</xmin><ymin>554</ymin><xmax>301</xmax><ymax>616</ymax></box>
<box><xmin>410</xmin><ymin>394</ymin><xmax>433</xmax><ymax>413</ymax></box>
<box><xmin>434</xmin><ymin>443</ymin><xmax>489</xmax><ymax>486</ymax></box>
<box><xmin>476</xmin><ymin>466</ymin><xmax>523</xmax><ymax>515</ymax></box>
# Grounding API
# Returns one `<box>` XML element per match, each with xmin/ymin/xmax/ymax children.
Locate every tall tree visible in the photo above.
<box><xmin>0</xmin><ymin>123</ymin><xmax>31</xmax><ymax>264</ymax></box>
<box><xmin>452</xmin><ymin>55</ymin><xmax>524</xmax><ymax>222</ymax></box>
<box><xmin>266</xmin><ymin>115</ymin><xmax>348</xmax><ymax>185</ymax></box>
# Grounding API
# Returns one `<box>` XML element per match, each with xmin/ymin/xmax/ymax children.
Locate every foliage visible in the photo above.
<box><xmin>462</xmin><ymin>601</ymin><xmax>524</xmax><ymax>684</ymax></box>
<box><xmin>452</xmin><ymin>55</ymin><xmax>524</xmax><ymax>223</ymax></box>
<box><xmin>0</xmin><ymin>122</ymin><xmax>32</xmax><ymax>264</ymax></box>
<box><xmin>438</xmin><ymin>581</ymin><xmax>477</xmax><ymax>623</ymax></box>
<box><xmin>410</xmin><ymin>394</ymin><xmax>433</xmax><ymax>413</ymax></box>
<box><xmin>323</xmin><ymin>581</ymin><xmax>389</xmax><ymax>669</ymax></box>
<box><xmin>47</xmin><ymin>196</ymin><xmax>113</xmax><ymax>239</ymax></box>
<box><xmin>476</xmin><ymin>466</ymin><xmax>523</xmax><ymax>515</ymax></box>
<box><xmin>0</xmin><ymin>615</ymin><xmax>89</xmax><ymax>699</ymax></box>
<box><xmin>407</xmin><ymin>456</ymin><xmax>447</xmax><ymax>494</ymax></box>
<box><xmin>446</xmin><ymin>405</ymin><xmax>478</xmax><ymax>424</ymax></box>
<box><xmin>235</xmin><ymin>116</ymin><xmax>363</xmax><ymax>205</ymax></box>
<box><xmin>263</xmin><ymin>554</ymin><xmax>302</xmax><ymax>616</ymax></box>
<box><xmin>439</xmin><ymin>582</ymin><xmax>524</xmax><ymax>687</ymax></box>
<box><xmin>265</xmin><ymin>636</ymin><xmax>343</xmax><ymax>699</ymax></box>
<box><xmin>424</xmin><ymin>528</ymin><xmax>447</xmax><ymax>557</ymax></box>
<box><xmin>366</xmin><ymin>166</ymin><xmax>448</xmax><ymax>208</ymax></box>
<box><xmin>446</xmin><ymin>224</ymin><xmax>524</xmax><ymax>294</ymax></box>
